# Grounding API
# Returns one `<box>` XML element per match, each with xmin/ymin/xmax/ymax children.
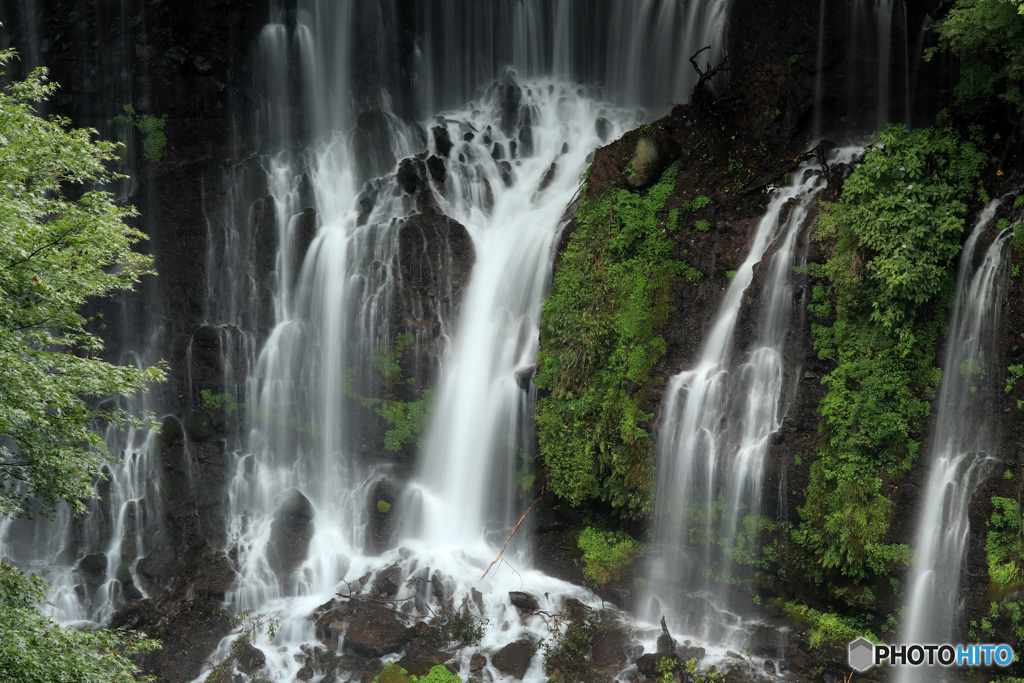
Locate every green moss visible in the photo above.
<box><xmin>536</xmin><ymin>161</ymin><xmax>699</xmax><ymax>517</ymax></box>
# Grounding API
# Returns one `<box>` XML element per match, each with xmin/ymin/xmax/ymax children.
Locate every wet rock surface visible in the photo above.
<box><xmin>266</xmin><ymin>488</ymin><xmax>315</xmax><ymax>578</ymax></box>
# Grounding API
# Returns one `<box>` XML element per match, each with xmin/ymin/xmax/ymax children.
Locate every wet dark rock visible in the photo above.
<box><xmin>678</xmin><ymin>644</ymin><xmax>706</xmax><ymax>665</ymax></box>
<box><xmin>183</xmin><ymin>411</ymin><xmax>213</xmax><ymax>441</ymax></box>
<box><xmin>110</xmin><ymin>598</ymin><xmax>231</xmax><ymax>683</ymax></box>
<box><xmin>470</xmin><ymin>653</ymin><xmax>487</xmax><ymax>672</ymax></box>
<box><xmin>426</xmin><ymin>154</ymin><xmax>446</xmax><ymax>184</ymax></box>
<box><xmin>77</xmin><ymin>552</ymin><xmax>108</xmax><ymax>575</ymax></box>
<box><xmin>499</xmin><ymin>81</ymin><xmax>523</xmax><ymax>135</ymax></box>
<box><xmin>518</xmin><ymin>125</ymin><xmax>534</xmax><ymax>156</ymax></box>
<box><xmin>372</xmin><ymin>563</ymin><xmax>403</xmax><ymax>597</ymax></box>
<box><xmin>592</xmin><ymin>627</ymin><xmax>630</xmax><ymax>667</ymax></box>
<box><xmin>764</xmin><ymin>659</ymin><xmax>777</xmax><ymax>675</ymax></box>
<box><xmin>491</xmin><ymin>142</ymin><xmax>505</xmax><ymax>160</ymax></box>
<box><xmin>236</xmin><ymin>642</ymin><xmax>267</xmax><ymax>675</ymax></box>
<box><xmin>636</xmin><ymin>652</ymin><xmax>677</xmax><ymax>677</ymax></box>
<box><xmin>367</xmin><ymin>478</ymin><xmax>398</xmax><ymax>554</ymax></box>
<box><xmin>397</xmin><ymin>209</ymin><xmax>475</xmax><ymax>337</ymax></box>
<box><xmin>498</xmin><ymin>160</ymin><xmax>514</xmax><ymax>187</ymax></box>
<box><xmin>192</xmin><ymin>324</ymin><xmax>220</xmax><ymax>344</ymax></box>
<box><xmin>508</xmin><ymin>591</ymin><xmax>539</xmax><ymax>611</ymax></box>
<box><xmin>353</xmin><ymin>109</ymin><xmax>397</xmax><ymax>181</ymax></box>
<box><xmin>492</xmin><ymin>639</ymin><xmax>534</xmax><ymax>679</ymax></box>
<box><xmin>595</xmin><ymin>117</ymin><xmax>612</xmax><ymax>142</ymax></box>
<box><xmin>296</xmin><ymin>664</ymin><xmax>315</xmax><ymax>681</ymax></box>
<box><xmin>297</xmin><ymin>207</ymin><xmax>318</xmax><ymax>260</ymax></box>
<box><xmin>432</xmin><ymin>125</ymin><xmax>453</xmax><ymax>157</ymax></box>
<box><xmin>562</xmin><ymin>597</ymin><xmax>590</xmax><ymax>623</ymax></box>
<box><xmin>538</xmin><ymin>161</ymin><xmax>557</xmax><ymax>192</ymax></box>
<box><xmin>298</xmin><ymin>172</ymin><xmax>316</xmax><ymax>210</ymax></box>
<box><xmin>266</xmin><ymin>488</ymin><xmax>315</xmax><ymax>578</ymax></box>
<box><xmin>429</xmin><ymin>570</ymin><xmax>448</xmax><ymax>602</ymax></box>
<box><xmin>514</xmin><ymin>365</ymin><xmax>536</xmax><ymax>390</ymax></box>
<box><xmin>397</xmin><ymin>157</ymin><xmax>426</xmax><ymax>195</ymax></box>
<box><xmin>343</xmin><ymin>607</ymin><xmax>411</xmax><ymax>658</ymax></box>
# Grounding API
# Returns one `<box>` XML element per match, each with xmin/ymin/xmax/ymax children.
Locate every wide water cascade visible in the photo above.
<box><xmin>194</xmin><ymin>2</ymin><xmax>735</xmax><ymax>681</ymax></box>
<box><xmin>644</xmin><ymin>147</ymin><xmax>859</xmax><ymax>651</ymax></box>
<box><xmin>895</xmin><ymin>200</ymin><xmax>1015</xmax><ymax>682</ymax></box>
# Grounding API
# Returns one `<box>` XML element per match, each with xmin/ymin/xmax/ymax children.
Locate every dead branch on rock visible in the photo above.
<box><xmin>689</xmin><ymin>45</ymin><xmax>730</xmax><ymax>105</ymax></box>
<box><xmin>478</xmin><ymin>487</ymin><xmax>545</xmax><ymax>585</ymax></box>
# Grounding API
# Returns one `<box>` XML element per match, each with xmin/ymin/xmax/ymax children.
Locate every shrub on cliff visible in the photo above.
<box><xmin>0</xmin><ymin>46</ymin><xmax>163</xmax><ymax>682</ymax></box>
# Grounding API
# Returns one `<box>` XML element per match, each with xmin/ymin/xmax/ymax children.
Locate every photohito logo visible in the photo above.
<box><xmin>848</xmin><ymin>638</ymin><xmax>1015</xmax><ymax>672</ymax></box>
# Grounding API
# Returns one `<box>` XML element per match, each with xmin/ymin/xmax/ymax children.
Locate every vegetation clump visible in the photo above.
<box><xmin>796</xmin><ymin>121</ymin><xmax>990</xmax><ymax>579</ymax></box>
<box><xmin>0</xmin><ymin>47</ymin><xmax>163</xmax><ymax>682</ymax></box>
<box><xmin>576</xmin><ymin>526</ymin><xmax>643</xmax><ymax>587</ymax></box>
<box><xmin>535</xmin><ymin>160</ymin><xmax>700</xmax><ymax>517</ymax></box>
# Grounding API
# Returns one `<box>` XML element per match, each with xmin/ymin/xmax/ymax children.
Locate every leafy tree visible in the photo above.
<box><xmin>927</xmin><ymin>0</ymin><xmax>1024</xmax><ymax>111</ymax></box>
<box><xmin>0</xmin><ymin>48</ymin><xmax>163</xmax><ymax>682</ymax></box>
<box><xmin>0</xmin><ymin>563</ymin><xmax>160</xmax><ymax>683</ymax></box>
<box><xmin>0</xmin><ymin>49</ymin><xmax>165</xmax><ymax>519</ymax></box>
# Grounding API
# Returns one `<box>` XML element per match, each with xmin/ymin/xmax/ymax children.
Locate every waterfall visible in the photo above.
<box><xmin>895</xmin><ymin>200</ymin><xmax>1014</xmax><ymax>681</ymax></box>
<box><xmin>184</xmin><ymin>2</ymin><xmax>736</xmax><ymax>680</ymax></box>
<box><xmin>815</xmin><ymin>0</ymin><xmax>911</xmax><ymax>137</ymax></box>
<box><xmin>644</xmin><ymin>148</ymin><xmax>860</xmax><ymax>649</ymax></box>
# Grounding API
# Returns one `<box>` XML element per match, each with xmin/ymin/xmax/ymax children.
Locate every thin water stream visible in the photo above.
<box><xmin>896</xmin><ymin>200</ymin><xmax>1014</xmax><ymax>682</ymax></box>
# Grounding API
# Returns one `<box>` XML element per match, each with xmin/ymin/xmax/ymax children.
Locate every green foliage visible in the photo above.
<box><xmin>1007</xmin><ymin>364</ymin><xmax>1024</xmax><ymax>394</ymax></box>
<box><xmin>984</xmin><ymin>498</ymin><xmax>1024</xmax><ymax>643</ymax></box>
<box><xmin>372</xmin><ymin>663</ymin><xmax>461</xmax><ymax>683</ymax></box>
<box><xmin>345</xmin><ymin>333</ymin><xmax>431</xmax><ymax>451</ymax></box>
<box><xmin>680</xmin><ymin>195</ymin><xmax>712</xmax><ymax>211</ymax></box>
<box><xmin>372</xmin><ymin>332</ymin><xmax>415</xmax><ymax>389</ymax></box>
<box><xmin>987</xmin><ymin>497</ymin><xmax>1023</xmax><ymax>590</ymax></box>
<box><xmin>377</xmin><ymin>390</ymin><xmax>432</xmax><ymax>452</ymax></box>
<box><xmin>784</xmin><ymin>601</ymin><xmax>878</xmax><ymax>649</ymax></box>
<box><xmin>377</xmin><ymin>499</ymin><xmax>392</xmax><ymax>513</ymax></box>
<box><xmin>536</xmin><ymin>161</ymin><xmax>699</xmax><ymax>517</ymax></box>
<box><xmin>110</xmin><ymin>104</ymin><xmax>168</xmax><ymax>163</ymax></box>
<box><xmin>0</xmin><ymin>563</ymin><xmax>160</xmax><ymax>683</ymax></box>
<box><xmin>797</xmin><ymin>122</ymin><xmax>986</xmax><ymax>579</ymax></box>
<box><xmin>200</xmin><ymin>389</ymin><xmax>241</xmax><ymax>414</ymax></box>
<box><xmin>423</xmin><ymin>600</ymin><xmax>486</xmax><ymax>650</ymax></box>
<box><xmin>576</xmin><ymin>526</ymin><xmax>643</xmax><ymax>587</ymax></box>
<box><xmin>0</xmin><ymin>48</ymin><xmax>166</xmax><ymax>519</ymax></box>
<box><xmin>926</xmin><ymin>0</ymin><xmax>1024</xmax><ymax>111</ymax></box>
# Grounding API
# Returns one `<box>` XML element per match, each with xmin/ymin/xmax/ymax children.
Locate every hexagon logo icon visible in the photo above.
<box><xmin>848</xmin><ymin>637</ymin><xmax>875</xmax><ymax>672</ymax></box>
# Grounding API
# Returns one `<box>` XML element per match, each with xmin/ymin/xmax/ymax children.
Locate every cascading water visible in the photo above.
<box><xmin>190</xmin><ymin>2</ymin><xmax>735</xmax><ymax>681</ymax></box>
<box><xmin>413</xmin><ymin>84</ymin><xmax>635</xmax><ymax>546</ymax></box>
<box><xmin>895</xmin><ymin>201</ymin><xmax>1015</xmax><ymax>682</ymax></box>
<box><xmin>644</xmin><ymin>148</ymin><xmax>859</xmax><ymax>650</ymax></box>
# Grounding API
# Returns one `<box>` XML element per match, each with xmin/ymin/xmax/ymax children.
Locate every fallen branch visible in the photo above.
<box><xmin>478</xmin><ymin>487</ymin><xmax>545</xmax><ymax>584</ymax></box>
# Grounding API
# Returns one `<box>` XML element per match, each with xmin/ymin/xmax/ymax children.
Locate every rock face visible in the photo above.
<box><xmin>492</xmin><ymin>639</ymin><xmax>535</xmax><ymax>679</ymax></box>
<box><xmin>266</xmin><ymin>488</ymin><xmax>315</xmax><ymax>578</ymax></box>
<box><xmin>343</xmin><ymin>607</ymin><xmax>412</xmax><ymax>658</ymax></box>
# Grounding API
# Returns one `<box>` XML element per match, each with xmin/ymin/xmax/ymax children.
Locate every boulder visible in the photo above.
<box><xmin>624</xmin><ymin>136</ymin><xmax>666</xmax><ymax>190</ymax></box>
<box><xmin>492</xmin><ymin>639</ymin><xmax>534</xmax><ymax>679</ymax></box>
<box><xmin>266</xmin><ymin>488</ymin><xmax>315</xmax><ymax>578</ymax></box>
<box><xmin>343</xmin><ymin>607</ymin><xmax>411</xmax><ymax>658</ymax></box>
<box><xmin>372</xmin><ymin>563</ymin><xmax>404</xmax><ymax>597</ymax></box>
<box><xmin>508</xmin><ymin>591</ymin><xmax>539</xmax><ymax>612</ymax></box>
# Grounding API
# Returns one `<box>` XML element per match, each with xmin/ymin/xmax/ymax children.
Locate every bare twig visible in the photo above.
<box><xmin>478</xmin><ymin>487</ymin><xmax>545</xmax><ymax>584</ymax></box>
